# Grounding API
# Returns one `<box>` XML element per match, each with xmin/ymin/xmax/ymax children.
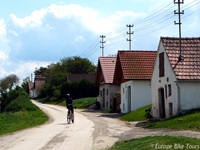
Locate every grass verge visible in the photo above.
<box><xmin>110</xmin><ymin>136</ymin><xmax>200</xmax><ymax>150</ymax></box>
<box><xmin>0</xmin><ymin>109</ymin><xmax>48</xmax><ymax>135</ymax></box>
<box><xmin>58</xmin><ymin>97</ymin><xmax>97</xmax><ymax>109</ymax></box>
<box><xmin>120</xmin><ymin>104</ymin><xmax>152</xmax><ymax>121</ymax></box>
<box><xmin>145</xmin><ymin>109</ymin><xmax>200</xmax><ymax>131</ymax></box>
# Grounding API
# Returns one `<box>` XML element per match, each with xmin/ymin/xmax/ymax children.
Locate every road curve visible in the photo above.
<box><xmin>1</xmin><ymin>101</ymin><xmax>200</xmax><ymax>150</ymax></box>
<box><xmin>0</xmin><ymin>101</ymin><xmax>94</xmax><ymax>150</ymax></box>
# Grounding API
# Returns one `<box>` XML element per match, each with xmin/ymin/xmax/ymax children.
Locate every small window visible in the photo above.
<box><xmin>123</xmin><ymin>87</ymin><xmax>124</xmax><ymax>94</ymax></box>
<box><xmin>168</xmin><ymin>84</ymin><xmax>172</xmax><ymax>96</ymax></box>
<box><xmin>165</xmin><ymin>85</ymin><xmax>167</xmax><ymax>98</ymax></box>
<box><xmin>159</xmin><ymin>52</ymin><xmax>165</xmax><ymax>77</ymax></box>
<box><xmin>106</xmin><ymin>89</ymin><xmax>109</xmax><ymax>95</ymax></box>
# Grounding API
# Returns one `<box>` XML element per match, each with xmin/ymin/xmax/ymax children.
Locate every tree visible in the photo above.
<box><xmin>0</xmin><ymin>74</ymin><xmax>19</xmax><ymax>94</ymax></box>
<box><xmin>60</xmin><ymin>56</ymin><xmax>96</xmax><ymax>74</ymax></box>
<box><xmin>33</xmin><ymin>56</ymin><xmax>98</xmax><ymax>101</ymax></box>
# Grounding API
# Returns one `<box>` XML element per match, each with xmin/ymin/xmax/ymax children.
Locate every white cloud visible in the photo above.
<box><xmin>73</xmin><ymin>35</ymin><xmax>85</xmax><ymax>44</ymax></box>
<box><xmin>0</xmin><ymin>49</ymin><xmax>9</xmax><ymax>65</ymax></box>
<box><xmin>0</xmin><ymin>1</ymin><xmax>199</xmax><ymax>82</ymax></box>
<box><xmin>9</xmin><ymin>9</ymin><xmax>46</xmax><ymax>28</ymax></box>
<box><xmin>14</xmin><ymin>61</ymin><xmax>50</xmax><ymax>82</ymax></box>
<box><xmin>0</xmin><ymin>19</ymin><xmax>7</xmax><ymax>40</ymax></box>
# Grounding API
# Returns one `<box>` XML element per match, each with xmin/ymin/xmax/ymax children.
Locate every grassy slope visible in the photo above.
<box><xmin>120</xmin><ymin>104</ymin><xmax>152</xmax><ymax>121</ymax></box>
<box><xmin>112</xmin><ymin>107</ymin><xmax>200</xmax><ymax>149</ymax></box>
<box><xmin>0</xmin><ymin>109</ymin><xmax>48</xmax><ymax>135</ymax></box>
<box><xmin>119</xmin><ymin>104</ymin><xmax>200</xmax><ymax>131</ymax></box>
<box><xmin>145</xmin><ymin>109</ymin><xmax>200</xmax><ymax>131</ymax></box>
<box><xmin>110</xmin><ymin>136</ymin><xmax>200</xmax><ymax>150</ymax></box>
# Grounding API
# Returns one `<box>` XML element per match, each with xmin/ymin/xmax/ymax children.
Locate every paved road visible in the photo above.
<box><xmin>0</xmin><ymin>101</ymin><xmax>200</xmax><ymax>150</ymax></box>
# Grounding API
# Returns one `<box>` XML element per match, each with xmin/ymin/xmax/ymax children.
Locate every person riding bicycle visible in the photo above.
<box><xmin>65</xmin><ymin>94</ymin><xmax>74</xmax><ymax>116</ymax></box>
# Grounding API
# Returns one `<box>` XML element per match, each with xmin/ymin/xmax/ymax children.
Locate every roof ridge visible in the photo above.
<box><xmin>118</xmin><ymin>50</ymin><xmax>156</xmax><ymax>52</ymax></box>
<box><xmin>161</xmin><ymin>36</ymin><xmax>200</xmax><ymax>40</ymax></box>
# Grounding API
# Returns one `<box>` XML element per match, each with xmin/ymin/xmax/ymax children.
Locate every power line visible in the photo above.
<box><xmin>135</xmin><ymin>2</ymin><xmax>174</xmax><ymax>25</ymax></box>
<box><xmin>81</xmin><ymin>0</ymin><xmax>200</xmax><ymax>58</ymax></box>
<box><xmin>79</xmin><ymin>37</ymin><xmax>99</xmax><ymax>57</ymax></box>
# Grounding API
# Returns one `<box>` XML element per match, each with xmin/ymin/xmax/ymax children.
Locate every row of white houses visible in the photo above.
<box><xmin>96</xmin><ymin>37</ymin><xmax>200</xmax><ymax>119</ymax></box>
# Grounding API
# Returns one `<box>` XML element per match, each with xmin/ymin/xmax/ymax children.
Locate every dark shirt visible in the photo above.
<box><xmin>66</xmin><ymin>97</ymin><xmax>72</xmax><ymax>106</ymax></box>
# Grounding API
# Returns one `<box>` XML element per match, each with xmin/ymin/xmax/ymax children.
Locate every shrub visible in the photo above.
<box><xmin>5</xmin><ymin>95</ymin><xmax>38</xmax><ymax>112</ymax></box>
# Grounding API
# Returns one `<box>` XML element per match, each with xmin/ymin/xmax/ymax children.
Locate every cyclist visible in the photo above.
<box><xmin>65</xmin><ymin>94</ymin><xmax>74</xmax><ymax>118</ymax></box>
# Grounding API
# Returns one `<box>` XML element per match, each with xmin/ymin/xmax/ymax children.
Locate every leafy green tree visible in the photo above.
<box><xmin>60</xmin><ymin>56</ymin><xmax>96</xmax><ymax>74</ymax></box>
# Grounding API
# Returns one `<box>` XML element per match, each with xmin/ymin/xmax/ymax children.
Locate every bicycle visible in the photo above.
<box><xmin>67</xmin><ymin>109</ymin><xmax>74</xmax><ymax>124</ymax></box>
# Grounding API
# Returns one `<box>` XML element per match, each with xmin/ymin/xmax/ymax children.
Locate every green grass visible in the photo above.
<box><xmin>58</xmin><ymin>97</ymin><xmax>97</xmax><ymax>109</ymax></box>
<box><xmin>120</xmin><ymin>104</ymin><xmax>152</xmax><ymax>121</ymax></box>
<box><xmin>0</xmin><ymin>110</ymin><xmax>48</xmax><ymax>135</ymax></box>
<box><xmin>110</xmin><ymin>136</ymin><xmax>200</xmax><ymax>150</ymax></box>
<box><xmin>145</xmin><ymin>109</ymin><xmax>200</xmax><ymax>131</ymax></box>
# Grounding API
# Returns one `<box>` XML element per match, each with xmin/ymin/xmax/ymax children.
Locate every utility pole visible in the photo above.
<box><xmin>127</xmin><ymin>24</ymin><xmax>134</xmax><ymax>50</ymax></box>
<box><xmin>174</xmin><ymin>0</ymin><xmax>184</xmax><ymax>61</ymax></box>
<box><xmin>100</xmin><ymin>35</ymin><xmax>106</xmax><ymax>57</ymax></box>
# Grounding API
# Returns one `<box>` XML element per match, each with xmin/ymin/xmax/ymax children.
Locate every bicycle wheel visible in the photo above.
<box><xmin>67</xmin><ymin>112</ymin><xmax>71</xmax><ymax>124</ymax></box>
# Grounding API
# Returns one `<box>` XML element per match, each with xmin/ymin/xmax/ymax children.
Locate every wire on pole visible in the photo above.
<box><xmin>174</xmin><ymin>0</ymin><xmax>184</xmax><ymax>61</ymax></box>
<box><xmin>100</xmin><ymin>35</ymin><xmax>106</xmax><ymax>57</ymax></box>
<box><xmin>126</xmin><ymin>24</ymin><xmax>134</xmax><ymax>50</ymax></box>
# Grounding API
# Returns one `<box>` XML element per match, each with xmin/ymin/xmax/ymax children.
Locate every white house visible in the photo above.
<box><xmin>151</xmin><ymin>37</ymin><xmax>200</xmax><ymax>119</ymax></box>
<box><xmin>95</xmin><ymin>57</ymin><xmax>120</xmax><ymax>111</ymax></box>
<box><xmin>113</xmin><ymin>50</ymin><xmax>156</xmax><ymax>113</ymax></box>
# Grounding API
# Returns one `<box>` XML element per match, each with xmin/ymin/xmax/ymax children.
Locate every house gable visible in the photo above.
<box><xmin>152</xmin><ymin>37</ymin><xmax>200</xmax><ymax>119</ymax></box>
<box><xmin>95</xmin><ymin>57</ymin><xmax>116</xmax><ymax>86</ymax></box>
<box><xmin>161</xmin><ymin>37</ymin><xmax>200</xmax><ymax>80</ymax></box>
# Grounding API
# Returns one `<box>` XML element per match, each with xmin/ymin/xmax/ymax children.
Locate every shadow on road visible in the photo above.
<box><xmin>81</xmin><ymin>109</ymin><xmax>123</xmax><ymax>118</ymax></box>
<box><xmin>57</xmin><ymin>123</ymin><xmax>69</xmax><ymax>126</ymax></box>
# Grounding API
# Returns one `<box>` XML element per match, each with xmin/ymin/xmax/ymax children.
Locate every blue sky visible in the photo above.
<box><xmin>0</xmin><ymin>0</ymin><xmax>199</xmax><ymax>82</ymax></box>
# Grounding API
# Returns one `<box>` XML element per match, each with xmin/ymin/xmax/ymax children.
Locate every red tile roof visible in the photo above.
<box><xmin>161</xmin><ymin>37</ymin><xmax>200</xmax><ymax>80</ymax></box>
<box><xmin>113</xmin><ymin>50</ymin><xmax>156</xmax><ymax>83</ymax></box>
<box><xmin>96</xmin><ymin>57</ymin><xmax>116</xmax><ymax>85</ymax></box>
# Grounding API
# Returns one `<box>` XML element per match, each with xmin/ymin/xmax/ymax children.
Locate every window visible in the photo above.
<box><xmin>159</xmin><ymin>52</ymin><xmax>164</xmax><ymax>77</ymax></box>
<box><xmin>106</xmin><ymin>89</ymin><xmax>108</xmax><ymax>95</ymax></box>
<box><xmin>165</xmin><ymin>85</ymin><xmax>167</xmax><ymax>98</ymax></box>
<box><xmin>168</xmin><ymin>84</ymin><xmax>172</xmax><ymax>96</ymax></box>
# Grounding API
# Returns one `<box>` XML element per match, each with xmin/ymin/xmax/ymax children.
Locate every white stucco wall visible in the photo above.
<box><xmin>151</xmin><ymin>41</ymin><xmax>178</xmax><ymax>119</ymax></box>
<box><xmin>99</xmin><ymin>84</ymin><xmax>120</xmax><ymax>109</ymax></box>
<box><xmin>120</xmin><ymin>80</ymin><xmax>152</xmax><ymax>113</ymax></box>
<box><xmin>178</xmin><ymin>81</ymin><xmax>200</xmax><ymax>110</ymax></box>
